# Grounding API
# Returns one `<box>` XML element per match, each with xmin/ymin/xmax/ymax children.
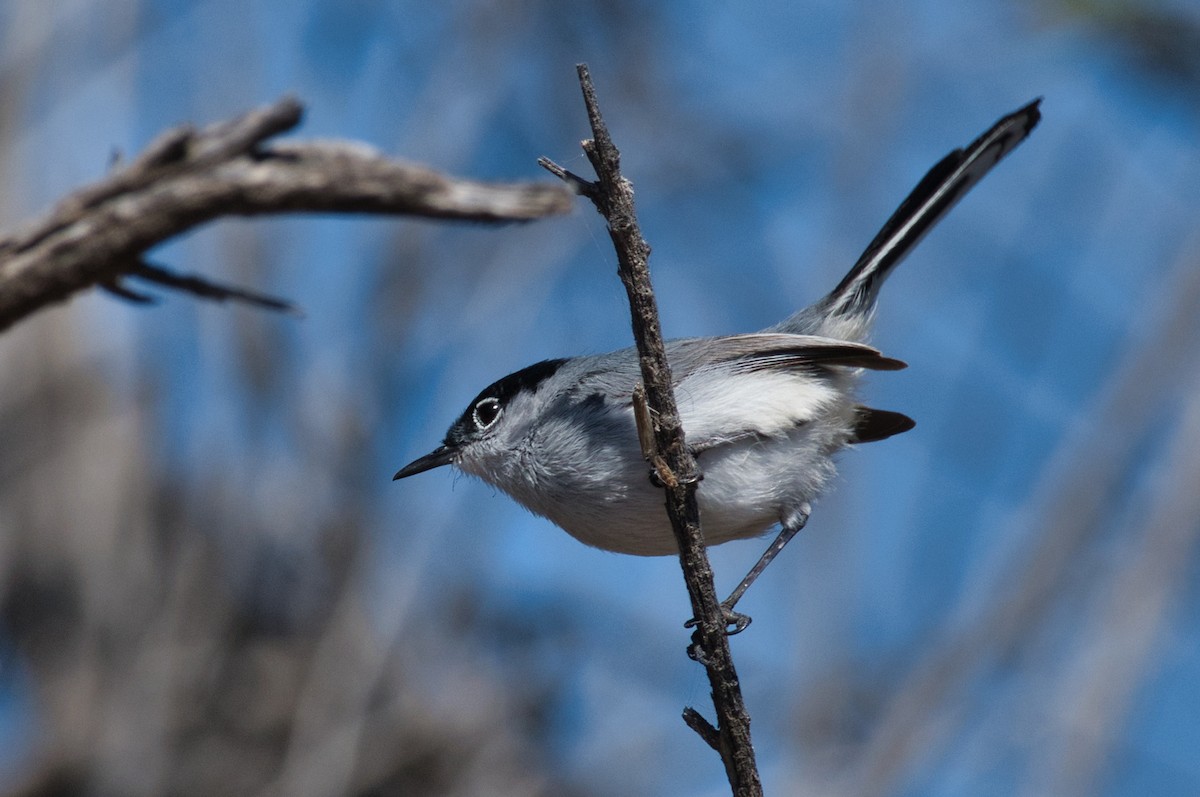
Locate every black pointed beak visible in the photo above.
<box><xmin>393</xmin><ymin>445</ymin><xmax>457</xmax><ymax>480</ymax></box>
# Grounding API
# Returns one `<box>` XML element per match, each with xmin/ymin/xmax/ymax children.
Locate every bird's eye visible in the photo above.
<box><xmin>473</xmin><ymin>397</ymin><xmax>502</xmax><ymax>430</ymax></box>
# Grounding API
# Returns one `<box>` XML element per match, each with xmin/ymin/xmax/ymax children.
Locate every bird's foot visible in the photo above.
<box><xmin>684</xmin><ymin>603</ymin><xmax>752</xmax><ymax>636</ymax></box>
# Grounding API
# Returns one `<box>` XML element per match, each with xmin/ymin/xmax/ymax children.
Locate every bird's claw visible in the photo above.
<box><xmin>722</xmin><ymin>609</ymin><xmax>752</xmax><ymax>635</ymax></box>
<box><xmin>687</xmin><ymin>634</ymin><xmax>710</xmax><ymax>664</ymax></box>
<box><xmin>684</xmin><ymin>604</ymin><xmax>753</xmax><ymax>636</ymax></box>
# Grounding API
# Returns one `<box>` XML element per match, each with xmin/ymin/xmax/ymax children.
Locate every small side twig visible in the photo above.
<box><xmin>127</xmin><ymin>259</ymin><xmax>300</xmax><ymax>315</ymax></box>
<box><xmin>534</xmin><ymin>156</ymin><xmax>599</xmax><ymax>200</ymax></box>
<box><xmin>542</xmin><ymin>63</ymin><xmax>762</xmax><ymax>797</ymax></box>
<box><xmin>683</xmin><ymin>706</ymin><xmax>721</xmax><ymax>752</ymax></box>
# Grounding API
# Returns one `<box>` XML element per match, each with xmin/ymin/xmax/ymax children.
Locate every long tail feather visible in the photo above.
<box><xmin>822</xmin><ymin>99</ymin><xmax>1041</xmax><ymax>319</ymax></box>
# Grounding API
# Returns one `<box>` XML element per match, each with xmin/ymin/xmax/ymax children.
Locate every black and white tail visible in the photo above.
<box><xmin>780</xmin><ymin>99</ymin><xmax>1041</xmax><ymax>339</ymax></box>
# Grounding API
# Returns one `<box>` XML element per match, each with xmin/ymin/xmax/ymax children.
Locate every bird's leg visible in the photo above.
<box><xmin>686</xmin><ymin>505</ymin><xmax>810</xmax><ymax>635</ymax></box>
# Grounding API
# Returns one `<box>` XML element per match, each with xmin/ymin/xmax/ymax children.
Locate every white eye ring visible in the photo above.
<box><xmin>473</xmin><ymin>397</ymin><xmax>502</xmax><ymax>429</ymax></box>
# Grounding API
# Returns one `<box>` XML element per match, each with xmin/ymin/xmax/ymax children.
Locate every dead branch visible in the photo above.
<box><xmin>541</xmin><ymin>64</ymin><xmax>762</xmax><ymax>797</ymax></box>
<box><xmin>0</xmin><ymin>95</ymin><xmax>573</xmax><ymax>332</ymax></box>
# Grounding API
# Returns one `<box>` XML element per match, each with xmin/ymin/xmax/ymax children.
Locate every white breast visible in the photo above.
<box><xmin>504</xmin><ymin>367</ymin><xmax>859</xmax><ymax>556</ymax></box>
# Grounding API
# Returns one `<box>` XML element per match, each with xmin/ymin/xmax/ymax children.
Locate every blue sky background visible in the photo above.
<box><xmin>2</xmin><ymin>1</ymin><xmax>1200</xmax><ymax>795</ymax></box>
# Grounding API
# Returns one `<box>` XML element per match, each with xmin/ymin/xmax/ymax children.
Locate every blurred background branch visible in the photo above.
<box><xmin>0</xmin><ymin>95</ymin><xmax>572</xmax><ymax>333</ymax></box>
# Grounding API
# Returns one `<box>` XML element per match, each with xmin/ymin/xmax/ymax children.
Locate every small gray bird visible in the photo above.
<box><xmin>396</xmin><ymin>100</ymin><xmax>1041</xmax><ymax>630</ymax></box>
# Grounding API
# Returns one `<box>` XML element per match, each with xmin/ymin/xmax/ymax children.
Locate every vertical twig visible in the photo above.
<box><xmin>540</xmin><ymin>63</ymin><xmax>762</xmax><ymax>796</ymax></box>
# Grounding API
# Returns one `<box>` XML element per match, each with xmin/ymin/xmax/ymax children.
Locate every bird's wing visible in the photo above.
<box><xmin>671</xmin><ymin>333</ymin><xmax>907</xmax><ymax>374</ymax></box>
<box><xmin>664</xmin><ymin>334</ymin><xmax>906</xmax><ymax>452</ymax></box>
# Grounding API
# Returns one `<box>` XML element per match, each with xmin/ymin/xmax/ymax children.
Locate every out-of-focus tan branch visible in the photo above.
<box><xmin>0</xmin><ymin>96</ymin><xmax>574</xmax><ymax>332</ymax></box>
